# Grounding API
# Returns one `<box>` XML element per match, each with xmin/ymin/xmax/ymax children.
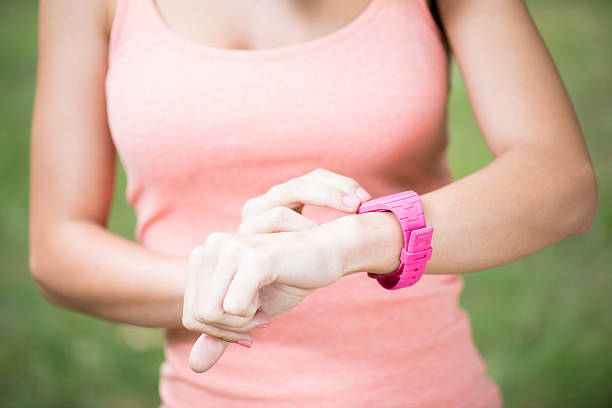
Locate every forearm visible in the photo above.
<box><xmin>29</xmin><ymin>220</ymin><xmax>187</xmax><ymax>328</ymax></box>
<box><xmin>315</xmin><ymin>143</ymin><xmax>597</xmax><ymax>277</ymax></box>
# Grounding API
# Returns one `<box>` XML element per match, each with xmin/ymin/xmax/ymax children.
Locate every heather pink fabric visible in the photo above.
<box><xmin>105</xmin><ymin>0</ymin><xmax>503</xmax><ymax>406</ymax></box>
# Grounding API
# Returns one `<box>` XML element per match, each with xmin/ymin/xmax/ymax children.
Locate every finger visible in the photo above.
<box><xmin>237</xmin><ymin>206</ymin><xmax>318</xmax><ymax>234</ymax></box>
<box><xmin>243</xmin><ymin>177</ymin><xmax>364</xmax><ymax>220</ymax></box>
<box><xmin>182</xmin><ymin>316</ymin><xmax>254</xmax><ymax>343</ymax></box>
<box><xmin>182</xmin><ymin>245</ymin><xmax>204</xmax><ymax>329</ymax></box>
<box><xmin>223</xmin><ymin>257</ymin><xmax>272</xmax><ymax>316</ymax></box>
<box><xmin>183</xmin><ymin>244</ymin><xmax>261</xmax><ymax>339</ymax></box>
<box><xmin>188</xmin><ymin>312</ymin><xmax>268</xmax><ymax>372</ymax></box>
<box><xmin>195</xmin><ymin>266</ymin><xmax>259</xmax><ymax>325</ymax></box>
<box><xmin>206</xmin><ymin>308</ymin><xmax>269</xmax><ymax>333</ymax></box>
<box><xmin>195</xmin><ymin>244</ymin><xmax>238</xmax><ymax>324</ymax></box>
<box><xmin>301</xmin><ymin>168</ymin><xmax>372</xmax><ymax>201</ymax></box>
<box><xmin>193</xmin><ymin>238</ymin><xmax>222</xmax><ymax>323</ymax></box>
<box><xmin>195</xmin><ymin>244</ymin><xmax>266</xmax><ymax>327</ymax></box>
<box><xmin>226</xmin><ymin>289</ymin><xmax>261</xmax><ymax>322</ymax></box>
<box><xmin>229</xmin><ymin>288</ymin><xmax>261</xmax><ymax>320</ymax></box>
<box><xmin>189</xmin><ymin>334</ymin><xmax>229</xmax><ymax>373</ymax></box>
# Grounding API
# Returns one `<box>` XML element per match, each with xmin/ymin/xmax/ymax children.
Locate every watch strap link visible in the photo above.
<box><xmin>356</xmin><ymin>190</ymin><xmax>433</xmax><ymax>290</ymax></box>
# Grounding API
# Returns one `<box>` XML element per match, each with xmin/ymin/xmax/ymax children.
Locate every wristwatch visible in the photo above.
<box><xmin>356</xmin><ymin>190</ymin><xmax>433</xmax><ymax>289</ymax></box>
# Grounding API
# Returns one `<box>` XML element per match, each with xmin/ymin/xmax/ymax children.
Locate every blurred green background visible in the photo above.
<box><xmin>1</xmin><ymin>0</ymin><xmax>611</xmax><ymax>407</ymax></box>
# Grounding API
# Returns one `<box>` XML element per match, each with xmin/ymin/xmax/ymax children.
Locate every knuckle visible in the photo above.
<box><xmin>310</xmin><ymin>167</ymin><xmax>328</xmax><ymax>177</ymax></box>
<box><xmin>223</xmin><ymin>304</ymin><xmax>240</xmax><ymax>316</ymax></box>
<box><xmin>201</xmin><ymin>241</ymin><xmax>219</xmax><ymax>260</ymax></box>
<box><xmin>204</xmin><ymin>232</ymin><xmax>224</xmax><ymax>247</ymax></box>
<box><xmin>270</xmin><ymin>206</ymin><xmax>290</xmax><ymax>224</ymax></box>
<box><xmin>219</xmin><ymin>334</ymin><xmax>240</xmax><ymax>343</ymax></box>
<box><xmin>194</xmin><ymin>307</ymin><xmax>222</xmax><ymax>324</ymax></box>
<box><xmin>267</xmin><ymin>182</ymin><xmax>281</xmax><ymax>193</ymax></box>
<box><xmin>223</xmin><ymin>240</ymin><xmax>243</xmax><ymax>257</ymax></box>
<box><xmin>232</xmin><ymin>324</ymin><xmax>251</xmax><ymax>333</ymax></box>
<box><xmin>286</xmin><ymin>177</ymin><xmax>303</xmax><ymax>190</ymax></box>
<box><xmin>182</xmin><ymin>316</ymin><xmax>200</xmax><ymax>332</ymax></box>
<box><xmin>236</xmin><ymin>221</ymin><xmax>249</xmax><ymax>234</ymax></box>
<box><xmin>201</xmin><ymin>244</ymin><xmax>216</xmax><ymax>262</ymax></box>
<box><xmin>284</xmin><ymin>178</ymin><xmax>305</xmax><ymax>200</ymax></box>
<box><xmin>241</xmin><ymin>304</ymin><xmax>257</xmax><ymax>318</ymax></box>
<box><xmin>224</xmin><ymin>319</ymin><xmax>250</xmax><ymax>332</ymax></box>
<box><xmin>266</xmin><ymin>183</ymin><xmax>281</xmax><ymax>197</ymax></box>
<box><xmin>344</xmin><ymin>178</ymin><xmax>360</xmax><ymax>190</ymax></box>
<box><xmin>241</xmin><ymin>199</ymin><xmax>254</xmax><ymax>221</ymax></box>
<box><xmin>188</xmin><ymin>245</ymin><xmax>204</xmax><ymax>268</ymax></box>
<box><xmin>212</xmin><ymin>333</ymin><xmax>228</xmax><ymax>342</ymax></box>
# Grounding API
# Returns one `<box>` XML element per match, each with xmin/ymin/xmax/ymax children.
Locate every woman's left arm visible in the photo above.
<box><xmin>327</xmin><ymin>0</ymin><xmax>598</xmax><ymax>277</ymax></box>
<box><xmin>183</xmin><ymin>1</ymin><xmax>598</xmax><ymax>365</ymax></box>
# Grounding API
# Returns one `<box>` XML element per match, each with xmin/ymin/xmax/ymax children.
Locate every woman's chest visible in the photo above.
<box><xmin>105</xmin><ymin>0</ymin><xmax>449</xmax><ymax>193</ymax></box>
<box><xmin>154</xmin><ymin>0</ymin><xmax>373</xmax><ymax>52</ymax></box>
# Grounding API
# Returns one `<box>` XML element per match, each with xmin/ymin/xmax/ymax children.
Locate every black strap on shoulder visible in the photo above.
<box><xmin>427</xmin><ymin>0</ymin><xmax>449</xmax><ymax>50</ymax></box>
<box><xmin>428</xmin><ymin>0</ymin><xmax>445</xmax><ymax>36</ymax></box>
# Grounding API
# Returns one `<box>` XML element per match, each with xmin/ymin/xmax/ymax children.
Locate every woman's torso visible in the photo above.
<box><xmin>105</xmin><ymin>0</ymin><xmax>502</xmax><ymax>406</ymax></box>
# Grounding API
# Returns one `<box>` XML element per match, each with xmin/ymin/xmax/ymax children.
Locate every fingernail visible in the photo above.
<box><xmin>256</xmin><ymin>324</ymin><xmax>269</xmax><ymax>330</ymax></box>
<box><xmin>237</xmin><ymin>340</ymin><xmax>251</xmax><ymax>348</ymax></box>
<box><xmin>342</xmin><ymin>195</ymin><xmax>361</xmax><ymax>209</ymax></box>
<box><xmin>356</xmin><ymin>187</ymin><xmax>372</xmax><ymax>201</ymax></box>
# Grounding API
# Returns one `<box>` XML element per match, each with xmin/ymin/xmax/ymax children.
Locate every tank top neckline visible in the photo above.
<box><xmin>144</xmin><ymin>0</ymin><xmax>385</xmax><ymax>61</ymax></box>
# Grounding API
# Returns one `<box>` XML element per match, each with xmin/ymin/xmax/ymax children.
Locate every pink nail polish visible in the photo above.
<box><xmin>237</xmin><ymin>340</ymin><xmax>251</xmax><ymax>348</ymax></box>
<box><xmin>342</xmin><ymin>195</ymin><xmax>361</xmax><ymax>209</ymax></box>
<box><xmin>257</xmin><ymin>324</ymin><xmax>269</xmax><ymax>329</ymax></box>
<box><xmin>356</xmin><ymin>187</ymin><xmax>372</xmax><ymax>201</ymax></box>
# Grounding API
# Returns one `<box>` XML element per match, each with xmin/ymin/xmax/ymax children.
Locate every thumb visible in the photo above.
<box><xmin>189</xmin><ymin>334</ymin><xmax>230</xmax><ymax>373</ymax></box>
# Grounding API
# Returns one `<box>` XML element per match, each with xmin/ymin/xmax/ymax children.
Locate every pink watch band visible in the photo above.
<box><xmin>356</xmin><ymin>190</ymin><xmax>433</xmax><ymax>289</ymax></box>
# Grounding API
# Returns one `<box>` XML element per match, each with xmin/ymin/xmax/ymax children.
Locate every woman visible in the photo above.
<box><xmin>29</xmin><ymin>0</ymin><xmax>597</xmax><ymax>406</ymax></box>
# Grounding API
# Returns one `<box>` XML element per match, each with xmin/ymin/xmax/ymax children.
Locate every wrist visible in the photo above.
<box><xmin>304</xmin><ymin>222</ymin><xmax>347</xmax><ymax>283</ymax></box>
<box><xmin>347</xmin><ymin>211</ymin><xmax>406</xmax><ymax>276</ymax></box>
<box><xmin>308</xmin><ymin>212</ymin><xmax>405</xmax><ymax>278</ymax></box>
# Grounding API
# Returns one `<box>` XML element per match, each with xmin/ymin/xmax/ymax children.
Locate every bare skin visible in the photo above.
<box><xmin>154</xmin><ymin>0</ymin><xmax>374</xmax><ymax>51</ymax></box>
<box><xmin>30</xmin><ymin>0</ymin><xmax>377</xmax><ymax>327</ymax></box>
<box><xmin>31</xmin><ymin>0</ymin><xmax>597</xmax><ymax>380</ymax></box>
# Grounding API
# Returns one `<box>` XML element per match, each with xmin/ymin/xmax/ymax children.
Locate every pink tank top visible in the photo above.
<box><xmin>105</xmin><ymin>0</ymin><xmax>502</xmax><ymax>406</ymax></box>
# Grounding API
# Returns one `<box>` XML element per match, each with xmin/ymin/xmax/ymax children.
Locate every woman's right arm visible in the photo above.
<box><xmin>29</xmin><ymin>0</ymin><xmax>186</xmax><ymax>328</ymax></box>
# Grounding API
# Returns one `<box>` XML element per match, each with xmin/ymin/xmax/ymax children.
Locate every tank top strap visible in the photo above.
<box><xmin>108</xmin><ymin>0</ymin><xmax>128</xmax><ymax>59</ymax></box>
<box><xmin>416</xmin><ymin>0</ymin><xmax>445</xmax><ymax>41</ymax></box>
<box><xmin>108</xmin><ymin>0</ymin><xmax>444</xmax><ymax>62</ymax></box>
<box><xmin>108</xmin><ymin>0</ymin><xmax>161</xmax><ymax>61</ymax></box>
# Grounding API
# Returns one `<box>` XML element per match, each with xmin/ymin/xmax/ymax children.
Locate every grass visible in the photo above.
<box><xmin>1</xmin><ymin>0</ymin><xmax>611</xmax><ymax>407</ymax></box>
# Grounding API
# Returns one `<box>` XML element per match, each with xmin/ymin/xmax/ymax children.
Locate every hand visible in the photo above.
<box><xmin>240</xmin><ymin>167</ymin><xmax>372</xmax><ymax>220</ymax></box>
<box><xmin>183</xmin><ymin>168</ymin><xmax>372</xmax><ymax>372</ymax></box>
<box><xmin>185</xmin><ymin>208</ymin><xmax>316</xmax><ymax>372</ymax></box>
<box><xmin>183</xmin><ymin>219</ymin><xmax>338</xmax><ymax>370</ymax></box>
